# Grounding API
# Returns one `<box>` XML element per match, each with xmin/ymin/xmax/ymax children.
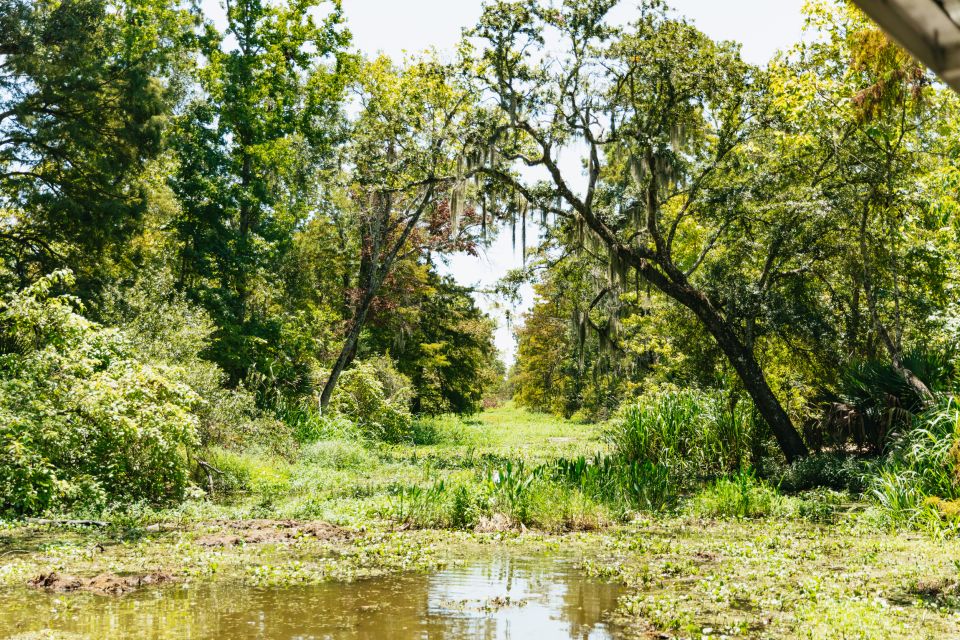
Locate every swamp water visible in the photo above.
<box><xmin>1</xmin><ymin>554</ymin><xmax>623</xmax><ymax>639</ymax></box>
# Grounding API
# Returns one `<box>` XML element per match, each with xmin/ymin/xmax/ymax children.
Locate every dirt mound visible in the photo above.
<box><xmin>195</xmin><ymin>534</ymin><xmax>244</xmax><ymax>547</ymax></box>
<box><xmin>196</xmin><ymin>520</ymin><xmax>351</xmax><ymax>546</ymax></box>
<box><xmin>474</xmin><ymin>513</ymin><xmax>515</xmax><ymax>533</ymax></box>
<box><xmin>28</xmin><ymin>571</ymin><xmax>174</xmax><ymax>595</ymax></box>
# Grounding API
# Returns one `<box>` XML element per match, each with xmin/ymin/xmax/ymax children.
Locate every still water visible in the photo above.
<box><xmin>2</xmin><ymin>554</ymin><xmax>623</xmax><ymax>639</ymax></box>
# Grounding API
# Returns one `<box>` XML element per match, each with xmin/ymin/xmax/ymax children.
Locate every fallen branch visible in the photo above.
<box><xmin>25</xmin><ymin>518</ymin><xmax>109</xmax><ymax>527</ymax></box>
<box><xmin>197</xmin><ymin>459</ymin><xmax>225</xmax><ymax>498</ymax></box>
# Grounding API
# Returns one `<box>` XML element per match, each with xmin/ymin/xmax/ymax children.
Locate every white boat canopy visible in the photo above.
<box><xmin>852</xmin><ymin>0</ymin><xmax>960</xmax><ymax>90</ymax></box>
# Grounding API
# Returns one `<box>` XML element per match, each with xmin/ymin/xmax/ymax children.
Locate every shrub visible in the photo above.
<box><xmin>388</xmin><ymin>480</ymin><xmax>450</xmax><ymax>527</ymax></box>
<box><xmin>690</xmin><ymin>469</ymin><xmax>782</xmax><ymax>519</ymax></box>
<box><xmin>99</xmin><ymin>267</ymin><xmax>288</xmax><ymax>453</ymax></box>
<box><xmin>329</xmin><ymin>357</ymin><xmax>414</xmax><ymax>442</ymax></box>
<box><xmin>522</xmin><ymin>479</ymin><xmax>611</xmax><ymax>531</ymax></box>
<box><xmin>288</xmin><ymin>405</ymin><xmax>361</xmax><ymax>443</ymax></box>
<box><xmin>773</xmin><ymin>454</ymin><xmax>868</xmax><ymax>494</ymax></box>
<box><xmin>485</xmin><ymin>460</ymin><xmax>541</xmax><ymax>523</ymax></box>
<box><xmin>0</xmin><ymin>272</ymin><xmax>200</xmax><ymax>515</ymax></box>
<box><xmin>448</xmin><ymin>483</ymin><xmax>483</xmax><ymax>529</ymax></box>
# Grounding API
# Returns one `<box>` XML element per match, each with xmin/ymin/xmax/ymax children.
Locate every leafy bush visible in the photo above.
<box><xmin>99</xmin><ymin>268</ymin><xmax>287</xmax><ymax>453</ymax></box>
<box><xmin>773</xmin><ymin>454</ymin><xmax>868</xmax><ymax>494</ymax></box>
<box><xmin>386</xmin><ymin>464</ymin><xmax>613</xmax><ymax>532</ymax></box>
<box><xmin>389</xmin><ymin>480</ymin><xmax>451</xmax><ymax>527</ymax></box>
<box><xmin>0</xmin><ymin>272</ymin><xmax>200</xmax><ymax>515</ymax></box>
<box><xmin>484</xmin><ymin>460</ymin><xmax>541</xmax><ymax>522</ymax></box>
<box><xmin>690</xmin><ymin>469</ymin><xmax>782</xmax><ymax>519</ymax></box>
<box><xmin>613</xmin><ymin>389</ymin><xmax>760</xmax><ymax>477</ymax></box>
<box><xmin>329</xmin><ymin>357</ymin><xmax>414</xmax><ymax>442</ymax></box>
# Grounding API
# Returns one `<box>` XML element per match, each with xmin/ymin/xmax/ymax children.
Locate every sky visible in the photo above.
<box><xmin>200</xmin><ymin>0</ymin><xmax>809</xmax><ymax>366</ymax></box>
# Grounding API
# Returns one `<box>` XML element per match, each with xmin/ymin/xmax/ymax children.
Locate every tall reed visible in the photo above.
<box><xmin>612</xmin><ymin>389</ymin><xmax>758</xmax><ymax>478</ymax></box>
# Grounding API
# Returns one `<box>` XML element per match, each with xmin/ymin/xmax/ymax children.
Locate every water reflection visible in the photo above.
<box><xmin>1</xmin><ymin>554</ymin><xmax>622</xmax><ymax>639</ymax></box>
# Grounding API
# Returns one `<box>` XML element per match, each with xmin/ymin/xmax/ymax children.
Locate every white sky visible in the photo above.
<box><xmin>200</xmin><ymin>0</ymin><xmax>808</xmax><ymax>367</ymax></box>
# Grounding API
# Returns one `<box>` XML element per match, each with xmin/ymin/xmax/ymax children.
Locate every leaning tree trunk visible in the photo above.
<box><xmin>319</xmin><ymin>287</ymin><xmax>376</xmax><ymax>411</ymax></box>
<box><xmin>688</xmin><ymin>293</ymin><xmax>810</xmax><ymax>462</ymax></box>
<box><xmin>571</xmin><ymin>201</ymin><xmax>811</xmax><ymax>461</ymax></box>
<box><xmin>561</xmin><ymin>173</ymin><xmax>811</xmax><ymax>463</ymax></box>
<box><xmin>639</xmin><ymin>266</ymin><xmax>810</xmax><ymax>463</ymax></box>
<box><xmin>857</xmin><ymin>204</ymin><xmax>935</xmax><ymax>406</ymax></box>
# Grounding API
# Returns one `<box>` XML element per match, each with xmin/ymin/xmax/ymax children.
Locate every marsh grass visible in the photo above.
<box><xmin>870</xmin><ymin>399</ymin><xmax>960</xmax><ymax>530</ymax></box>
<box><xmin>613</xmin><ymin>389</ymin><xmax>760</xmax><ymax>478</ymax></box>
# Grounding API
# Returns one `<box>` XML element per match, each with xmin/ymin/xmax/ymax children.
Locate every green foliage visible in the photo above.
<box><xmin>367</xmin><ymin>273</ymin><xmax>501</xmax><ymax>416</ymax></box>
<box><xmin>329</xmin><ymin>357</ymin><xmax>414</xmax><ymax>443</ymax></box>
<box><xmin>288</xmin><ymin>407</ymin><xmax>361</xmax><ymax>444</ymax></box>
<box><xmin>690</xmin><ymin>470</ymin><xmax>783</xmax><ymax>519</ymax></box>
<box><xmin>388</xmin><ymin>480</ymin><xmax>451</xmax><ymax>528</ymax></box>
<box><xmin>99</xmin><ymin>267</ymin><xmax>287</xmax><ymax>453</ymax></box>
<box><xmin>170</xmin><ymin>0</ymin><xmax>351</xmax><ymax>387</ymax></box>
<box><xmin>0</xmin><ymin>0</ymin><xmax>198</xmax><ymax>284</ymax></box>
<box><xmin>554</xmin><ymin>454</ymin><xmax>676</xmax><ymax>513</ymax></box>
<box><xmin>484</xmin><ymin>460</ymin><xmax>540</xmax><ymax>522</ymax></box>
<box><xmin>811</xmin><ymin>349</ymin><xmax>957</xmax><ymax>452</ymax></box>
<box><xmin>299</xmin><ymin>440</ymin><xmax>376</xmax><ymax>471</ymax></box>
<box><xmin>613</xmin><ymin>390</ymin><xmax>762</xmax><ymax>477</ymax></box>
<box><xmin>869</xmin><ymin>399</ymin><xmax>960</xmax><ymax>527</ymax></box>
<box><xmin>204</xmin><ymin>447</ymin><xmax>290</xmax><ymax>497</ymax></box>
<box><xmin>773</xmin><ymin>454</ymin><xmax>868</xmax><ymax>494</ymax></box>
<box><xmin>0</xmin><ymin>272</ymin><xmax>200</xmax><ymax>515</ymax></box>
<box><xmin>4</xmin><ymin>0</ymin><xmax>960</xmax><ymax>529</ymax></box>
<box><xmin>510</xmin><ymin>260</ymin><xmax>641</xmax><ymax>421</ymax></box>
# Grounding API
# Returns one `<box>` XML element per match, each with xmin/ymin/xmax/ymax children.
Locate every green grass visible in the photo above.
<box><xmin>157</xmin><ymin>403</ymin><xmax>615</xmax><ymax>531</ymax></box>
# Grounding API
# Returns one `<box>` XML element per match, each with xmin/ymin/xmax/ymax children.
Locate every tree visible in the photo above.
<box><xmin>469</xmin><ymin>0</ymin><xmax>811</xmax><ymax>460</ymax></box>
<box><xmin>511</xmin><ymin>239</ymin><xmax>649</xmax><ymax>419</ymax></box>
<box><xmin>318</xmin><ymin>57</ymin><xmax>492</xmax><ymax>410</ymax></box>
<box><xmin>170</xmin><ymin>0</ymin><xmax>351</xmax><ymax>384</ymax></box>
<box><xmin>776</xmin><ymin>3</ymin><xmax>956</xmax><ymax>405</ymax></box>
<box><xmin>0</xmin><ymin>0</ymin><xmax>198</xmax><ymax>289</ymax></box>
<box><xmin>365</xmin><ymin>269</ymin><xmax>501</xmax><ymax>415</ymax></box>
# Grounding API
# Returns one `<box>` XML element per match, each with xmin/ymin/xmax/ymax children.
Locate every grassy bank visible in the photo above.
<box><xmin>3</xmin><ymin>405</ymin><xmax>960</xmax><ymax>639</ymax></box>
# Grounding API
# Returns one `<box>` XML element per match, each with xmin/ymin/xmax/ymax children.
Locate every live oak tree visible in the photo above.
<box><xmin>469</xmin><ymin>0</ymin><xmax>811</xmax><ymax>460</ymax></box>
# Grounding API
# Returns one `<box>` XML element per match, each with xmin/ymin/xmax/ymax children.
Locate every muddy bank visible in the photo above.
<box><xmin>194</xmin><ymin>519</ymin><xmax>352</xmax><ymax>546</ymax></box>
<box><xmin>28</xmin><ymin>571</ymin><xmax>174</xmax><ymax>595</ymax></box>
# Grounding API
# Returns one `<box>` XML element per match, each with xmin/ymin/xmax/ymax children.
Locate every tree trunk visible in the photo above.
<box><xmin>615</xmin><ymin>248</ymin><xmax>810</xmax><ymax>462</ymax></box>
<box><xmin>319</xmin><ymin>288</ymin><xmax>375</xmax><ymax>411</ymax></box>
<box><xmin>676</xmin><ymin>283</ymin><xmax>810</xmax><ymax>463</ymax></box>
